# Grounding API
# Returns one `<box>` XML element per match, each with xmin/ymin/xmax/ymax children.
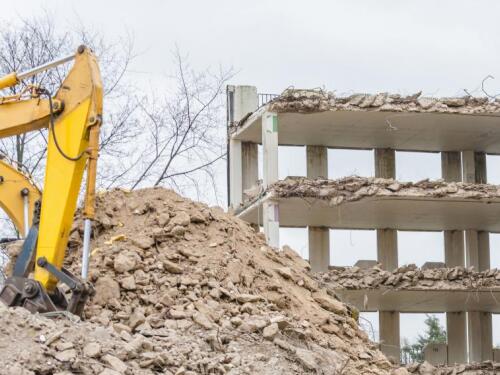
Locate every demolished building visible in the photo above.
<box><xmin>227</xmin><ymin>86</ymin><xmax>500</xmax><ymax>365</ymax></box>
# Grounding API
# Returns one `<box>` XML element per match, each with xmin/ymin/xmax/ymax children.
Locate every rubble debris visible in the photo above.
<box><xmin>265</xmin><ymin>88</ymin><xmax>500</xmax><ymax>115</ymax></box>
<box><xmin>404</xmin><ymin>361</ymin><xmax>500</xmax><ymax>374</ymax></box>
<box><xmin>254</xmin><ymin>176</ymin><xmax>500</xmax><ymax>206</ymax></box>
<box><xmin>316</xmin><ymin>264</ymin><xmax>500</xmax><ymax>290</ymax></box>
<box><xmin>0</xmin><ymin>187</ymin><xmax>396</xmax><ymax>374</ymax></box>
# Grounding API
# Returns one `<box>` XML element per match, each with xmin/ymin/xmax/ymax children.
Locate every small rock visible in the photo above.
<box><xmin>113</xmin><ymin>252</ymin><xmax>137</xmax><ymax>273</ymax></box>
<box><xmin>163</xmin><ymin>259</ymin><xmax>183</xmax><ymax>274</ymax></box>
<box><xmin>171</xmin><ymin>212</ymin><xmax>190</xmax><ymax>227</ymax></box>
<box><xmin>192</xmin><ymin>312</ymin><xmax>214</xmax><ymax>329</ymax></box>
<box><xmin>120</xmin><ymin>275</ymin><xmax>136</xmax><ymax>290</ymax></box>
<box><xmin>55</xmin><ymin>349</ymin><xmax>77</xmax><ymax>362</ymax></box>
<box><xmin>83</xmin><ymin>342</ymin><xmax>101</xmax><ymax>358</ymax></box>
<box><xmin>263</xmin><ymin>323</ymin><xmax>279</xmax><ymax>340</ymax></box>
<box><xmin>102</xmin><ymin>354</ymin><xmax>128</xmax><ymax>373</ymax></box>
<box><xmin>93</xmin><ymin>277</ymin><xmax>120</xmax><ymax>306</ymax></box>
<box><xmin>132</xmin><ymin>235</ymin><xmax>155</xmax><ymax>249</ymax></box>
<box><xmin>295</xmin><ymin>348</ymin><xmax>318</xmax><ymax>371</ymax></box>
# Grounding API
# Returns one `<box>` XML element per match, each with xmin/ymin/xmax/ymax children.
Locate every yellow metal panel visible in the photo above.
<box><xmin>33</xmin><ymin>98</ymin><xmax>92</xmax><ymax>290</ymax></box>
<box><xmin>0</xmin><ymin>160</ymin><xmax>41</xmax><ymax>233</ymax></box>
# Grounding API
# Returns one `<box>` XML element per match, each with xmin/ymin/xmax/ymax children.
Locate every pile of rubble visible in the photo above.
<box><xmin>406</xmin><ymin>360</ymin><xmax>500</xmax><ymax>375</ymax></box>
<box><xmin>0</xmin><ymin>187</ymin><xmax>408</xmax><ymax>374</ymax></box>
<box><xmin>265</xmin><ymin>88</ymin><xmax>500</xmax><ymax>115</ymax></box>
<box><xmin>264</xmin><ymin>176</ymin><xmax>500</xmax><ymax>206</ymax></box>
<box><xmin>316</xmin><ymin>264</ymin><xmax>500</xmax><ymax>290</ymax></box>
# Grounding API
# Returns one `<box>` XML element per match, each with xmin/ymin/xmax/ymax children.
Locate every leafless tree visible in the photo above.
<box><xmin>0</xmin><ymin>12</ymin><xmax>137</xmax><ymax>183</ymax></box>
<box><xmin>121</xmin><ymin>48</ymin><xmax>234</xmax><ymax>203</ymax></box>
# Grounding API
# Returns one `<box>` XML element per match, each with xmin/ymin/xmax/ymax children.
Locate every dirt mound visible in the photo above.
<box><xmin>58</xmin><ymin>187</ymin><xmax>393</xmax><ymax>374</ymax></box>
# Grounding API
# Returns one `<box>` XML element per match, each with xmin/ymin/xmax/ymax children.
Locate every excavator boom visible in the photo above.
<box><xmin>0</xmin><ymin>46</ymin><xmax>103</xmax><ymax>316</ymax></box>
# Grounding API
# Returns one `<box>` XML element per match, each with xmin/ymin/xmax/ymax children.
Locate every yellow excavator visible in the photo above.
<box><xmin>0</xmin><ymin>45</ymin><xmax>102</xmax><ymax>316</ymax></box>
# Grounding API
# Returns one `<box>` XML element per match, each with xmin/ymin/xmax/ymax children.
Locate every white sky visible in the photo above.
<box><xmin>3</xmin><ymin>0</ymin><xmax>500</xmax><ymax>346</ymax></box>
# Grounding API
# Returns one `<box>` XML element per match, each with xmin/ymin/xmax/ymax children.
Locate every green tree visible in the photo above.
<box><xmin>400</xmin><ymin>315</ymin><xmax>446</xmax><ymax>364</ymax></box>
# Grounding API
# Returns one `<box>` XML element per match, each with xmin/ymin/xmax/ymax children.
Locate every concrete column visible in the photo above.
<box><xmin>447</xmin><ymin>312</ymin><xmax>467</xmax><ymax>364</ymax></box>
<box><xmin>441</xmin><ymin>151</ymin><xmax>462</xmax><ymax>182</ymax></box>
<box><xmin>375</xmin><ymin>148</ymin><xmax>399</xmax><ymax>363</ymax></box>
<box><xmin>377</xmin><ymin>229</ymin><xmax>398</xmax><ymax>271</ymax></box>
<box><xmin>227</xmin><ymin>85</ymin><xmax>258</xmax><ymax>209</ymax></box>
<box><xmin>306</xmin><ymin>146</ymin><xmax>328</xmax><ymax>178</ymax></box>
<box><xmin>379</xmin><ymin>311</ymin><xmax>400</xmax><ymax>363</ymax></box>
<box><xmin>262</xmin><ymin>112</ymin><xmax>279</xmax><ymax>188</ymax></box>
<box><xmin>307</xmin><ymin>145</ymin><xmax>330</xmax><ymax>271</ymax></box>
<box><xmin>375</xmin><ymin>148</ymin><xmax>396</xmax><ymax>179</ymax></box>
<box><xmin>462</xmin><ymin>150</ymin><xmax>492</xmax><ymax>362</ymax></box>
<box><xmin>375</xmin><ymin>149</ymin><xmax>398</xmax><ymax>271</ymax></box>
<box><xmin>242</xmin><ymin>142</ymin><xmax>258</xmax><ymax>194</ymax></box>
<box><xmin>263</xmin><ymin>200</ymin><xmax>279</xmax><ymax>249</ymax></box>
<box><xmin>309</xmin><ymin>227</ymin><xmax>330</xmax><ymax>272</ymax></box>
<box><xmin>262</xmin><ymin>112</ymin><xmax>279</xmax><ymax>249</ymax></box>
<box><xmin>444</xmin><ymin>230</ymin><xmax>464</xmax><ymax>267</ymax></box>
<box><xmin>442</xmin><ymin>152</ymin><xmax>467</xmax><ymax>364</ymax></box>
<box><xmin>229</xmin><ymin>139</ymin><xmax>242</xmax><ymax>208</ymax></box>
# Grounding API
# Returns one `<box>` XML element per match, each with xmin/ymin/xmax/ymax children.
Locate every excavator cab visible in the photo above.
<box><xmin>0</xmin><ymin>46</ymin><xmax>102</xmax><ymax>317</ymax></box>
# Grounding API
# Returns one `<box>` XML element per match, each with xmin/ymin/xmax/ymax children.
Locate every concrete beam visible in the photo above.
<box><xmin>262</xmin><ymin>112</ymin><xmax>278</xmax><ymax>188</ymax></box>
<box><xmin>242</xmin><ymin>142</ymin><xmax>258</xmax><ymax>194</ymax></box>
<box><xmin>447</xmin><ymin>312</ymin><xmax>467</xmax><ymax>364</ymax></box>
<box><xmin>379</xmin><ymin>311</ymin><xmax>400</xmax><ymax>363</ymax></box>
<box><xmin>308</xmin><ymin>227</ymin><xmax>330</xmax><ymax>272</ymax></box>
<box><xmin>263</xmin><ymin>200</ymin><xmax>279</xmax><ymax>249</ymax></box>
<box><xmin>232</xmin><ymin>109</ymin><xmax>500</xmax><ymax>153</ymax></box>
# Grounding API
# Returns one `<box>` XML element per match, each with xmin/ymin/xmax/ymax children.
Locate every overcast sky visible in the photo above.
<box><xmin>4</xmin><ymin>0</ymin><xmax>500</xmax><ymax>347</ymax></box>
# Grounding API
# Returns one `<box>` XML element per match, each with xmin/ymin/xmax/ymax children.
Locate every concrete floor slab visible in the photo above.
<box><xmin>231</xmin><ymin>109</ymin><xmax>500</xmax><ymax>153</ymax></box>
<box><xmin>334</xmin><ymin>288</ymin><xmax>500</xmax><ymax>313</ymax></box>
<box><xmin>237</xmin><ymin>194</ymin><xmax>500</xmax><ymax>231</ymax></box>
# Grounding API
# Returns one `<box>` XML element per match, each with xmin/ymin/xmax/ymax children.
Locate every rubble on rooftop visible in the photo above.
<box><xmin>266</xmin><ymin>88</ymin><xmax>500</xmax><ymax>115</ymax></box>
<box><xmin>316</xmin><ymin>264</ymin><xmax>500</xmax><ymax>291</ymax></box>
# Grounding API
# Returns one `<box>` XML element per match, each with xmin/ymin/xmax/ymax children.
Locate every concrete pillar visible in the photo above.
<box><xmin>468</xmin><ymin>312</ymin><xmax>493</xmax><ymax>362</ymax></box>
<box><xmin>377</xmin><ymin>229</ymin><xmax>398</xmax><ymax>271</ymax></box>
<box><xmin>308</xmin><ymin>227</ymin><xmax>330</xmax><ymax>272</ymax></box>
<box><xmin>379</xmin><ymin>311</ymin><xmax>400</xmax><ymax>363</ymax></box>
<box><xmin>447</xmin><ymin>312</ymin><xmax>467</xmax><ymax>364</ymax></box>
<box><xmin>263</xmin><ymin>200</ymin><xmax>279</xmax><ymax>249</ymax></box>
<box><xmin>462</xmin><ymin>150</ymin><xmax>492</xmax><ymax>362</ymax></box>
<box><xmin>262</xmin><ymin>111</ymin><xmax>279</xmax><ymax>249</ymax></box>
<box><xmin>441</xmin><ymin>151</ymin><xmax>462</xmax><ymax>182</ymax></box>
<box><xmin>306</xmin><ymin>145</ymin><xmax>330</xmax><ymax>271</ymax></box>
<box><xmin>375</xmin><ymin>148</ymin><xmax>399</xmax><ymax>363</ymax></box>
<box><xmin>242</xmin><ymin>142</ymin><xmax>258</xmax><ymax>194</ymax></box>
<box><xmin>229</xmin><ymin>139</ymin><xmax>242</xmax><ymax>208</ymax></box>
<box><xmin>227</xmin><ymin>85</ymin><xmax>258</xmax><ymax>209</ymax></box>
<box><xmin>375</xmin><ymin>149</ymin><xmax>398</xmax><ymax>271</ymax></box>
<box><xmin>375</xmin><ymin>148</ymin><xmax>396</xmax><ymax>179</ymax></box>
<box><xmin>262</xmin><ymin>111</ymin><xmax>278</xmax><ymax>188</ymax></box>
<box><xmin>444</xmin><ymin>230</ymin><xmax>464</xmax><ymax>267</ymax></box>
<box><xmin>306</xmin><ymin>146</ymin><xmax>328</xmax><ymax>178</ymax></box>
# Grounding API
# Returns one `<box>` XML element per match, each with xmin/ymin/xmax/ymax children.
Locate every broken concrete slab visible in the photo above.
<box><xmin>237</xmin><ymin>176</ymin><xmax>500</xmax><ymax>231</ymax></box>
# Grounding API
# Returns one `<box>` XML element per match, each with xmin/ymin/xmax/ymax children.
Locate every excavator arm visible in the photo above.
<box><xmin>0</xmin><ymin>158</ymin><xmax>41</xmax><ymax>237</ymax></box>
<box><xmin>0</xmin><ymin>46</ymin><xmax>103</xmax><ymax>315</ymax></box>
